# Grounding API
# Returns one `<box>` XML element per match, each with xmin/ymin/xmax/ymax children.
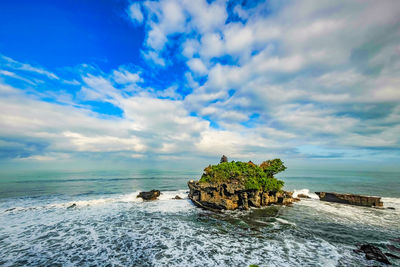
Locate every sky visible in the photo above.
<box><xmin>0</xmin><ymin>0</ymin><xmax>400</xmax><ymax>171</ymax></box>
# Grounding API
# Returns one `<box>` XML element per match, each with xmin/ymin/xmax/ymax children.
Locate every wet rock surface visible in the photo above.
<box><xmin>354</xmin><ymin>244</ymin><xmax>391</xmax><ymax>265</ymax></box>
<box><xmin>297</xmin><ymin>194</ymin><xmax>310</xmax><ymax>198</ymax></box>
<box><xmin>137</xmin><ymin>190</ymin><xmax>161</xmax><ymax>201</ymax></box>
<box><xmin>188</xmin><ymin>180</ymin><xmax>295</xmax><ymax>211</ymax></box>
<box><xmin>315</xmin><ymin>192</ymin><xmax>383</xmax><ymax>207</ymax></box>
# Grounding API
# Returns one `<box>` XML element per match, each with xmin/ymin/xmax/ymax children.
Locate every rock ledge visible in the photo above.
<box><xmin>315</xmin><ymin>192</ymin><xmax>383</xmax><ymax>207</ymax></box>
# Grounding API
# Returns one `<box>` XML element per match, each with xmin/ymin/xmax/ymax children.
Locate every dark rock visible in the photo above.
<box><xmin>188</xmin><ymin>180</ymin><xmax>295</xmax><ymax>211</ymax></box>
<box><xmin>172</xmin><ymin>195</ymin><xmax>182</xmax><ymax>200</ymax></box>
<box><xmin>67</xmin><ymin>203</ymin><xmax>77</xmax><ymax>209</ymax></box>
<box><xmin>5</xmin><ymin>208</ymin><xmax>16</xmax><ymax>212</ymax></box>
<box><xmin>137</xmin><ymin>190</ymin><xmax>161</xmax><ymax>201</ymax></box>
<box><xmin>355</xmin><ymin>244</ymin><xmax>391</xmax><ymax>265</ymax></box>
<box><xmin>385</xmin><ymin>252</ymin><xmax>400</xmax><ymax>259</ymax></box>
<box><xmin>315</xmin><ymin>192</ymin><xmax>383</xmax><ymax>207</ymax></box>
<box><xmin>297</xmin><ymin>194</ymin><xmax>310</xmax><ymax>199</ymax></box>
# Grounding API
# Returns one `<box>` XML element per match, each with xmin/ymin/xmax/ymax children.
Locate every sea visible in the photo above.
<box><xmin>0</xmin><ymin>169</ymin><xmax>399</xmax><ymax>266</ymax></box>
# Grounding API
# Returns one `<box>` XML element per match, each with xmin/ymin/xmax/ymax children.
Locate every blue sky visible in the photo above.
<box><xmin>0</xmin><ymin>0</ymin><xmax>400</xmax><ymax>170</ymax></box>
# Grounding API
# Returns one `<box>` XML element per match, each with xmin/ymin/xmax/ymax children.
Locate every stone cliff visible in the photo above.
<box><xmin>188</xmin><ymin>180</ymin><xmax>296</xmax><ymax>211</ymax></box>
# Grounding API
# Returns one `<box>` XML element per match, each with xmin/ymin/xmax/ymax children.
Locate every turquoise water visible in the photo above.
<box><xmin>0</xmin><ymin>169</ymin><xmax>399</xmax><ymax>266</ymax></box>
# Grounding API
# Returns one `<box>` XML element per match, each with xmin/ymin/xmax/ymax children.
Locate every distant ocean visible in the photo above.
<box><xmin>0</xmin><ymin>169</ymin><xmax>399</xmax><ymax>266</ymax></box>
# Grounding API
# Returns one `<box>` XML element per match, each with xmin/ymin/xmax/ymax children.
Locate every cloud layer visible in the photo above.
<box><xmin>1</xmin><ymin>0</ymin><xmax>400</xmax><ymax>168</ymax></box>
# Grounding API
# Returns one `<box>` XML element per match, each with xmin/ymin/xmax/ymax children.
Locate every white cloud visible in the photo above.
<box><xmin>187</xmin><ymin>58</ymin><xmax>207</xmax><ymax>75</ymax></box>
<box><xmin>112</xmin><ymin>67</ymin><xmax>142</xmax><ymax>84</ymax></box>
<box><xmin>142</xmin><ymin>49</ymin><xmax>166</xmax><ymax>66</ymax></box>
<box><xmin>2</xmin><ymin>0</ymin><xmax>400</xmax><ymax>165</ymax></box>
<box><xmin>0</xmin><ymin>55</ymin><xmax>59</xmax><ymax>80</ymax></box>
<box><xmin>128</xmin><ymin>3</ymin><xmax>144</xmax><ymax>24</ymax></box>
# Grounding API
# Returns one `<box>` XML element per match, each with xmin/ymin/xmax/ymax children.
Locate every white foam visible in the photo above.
<box><xmin>296</xmin><ymin>195</ymin><xmax>400</xmax><ymax>228</ymax></box>
<box><xmin>293</xmin><ymin>188</ymin><xmax>319</xmax><ymax>199</ymax></box>
<box><xmin>275</xmin><ymin>217</ymin><xmax>296</xmax><ymax>226</ymax></box>
<box><xmin>382</xmin><ymin>197</ymin><xmax>400</xmax><ymax>209</ymax></box>
<box><xmin>2</xmin><ymin>190</ymin><xmax>192</xmax><ymax>213</ymax></box>
<box><xmin>158</xmin><ymin>189</ymin><xmax>188</xmax><ymax>200</ymax></box>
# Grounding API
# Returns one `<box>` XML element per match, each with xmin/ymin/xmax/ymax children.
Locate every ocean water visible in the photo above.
<box><xmin>0</xmin><ymin>169</ymin><xmax>399</xmax><ymax>266</ymax></box>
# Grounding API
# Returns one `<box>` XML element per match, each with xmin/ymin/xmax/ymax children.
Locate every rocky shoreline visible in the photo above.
<box><xmin>188</xmin><ymin>180</ymin><xmax>296</xmax><ymax>211</ymax></box>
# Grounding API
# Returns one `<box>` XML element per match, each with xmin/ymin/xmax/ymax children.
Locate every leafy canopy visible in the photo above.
<box><xmin>199</xmin><ymin>158</ymin><xmax>286</xmax><ymax>192</ymax></box>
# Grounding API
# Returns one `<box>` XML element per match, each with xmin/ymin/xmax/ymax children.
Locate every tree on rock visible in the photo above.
<box><xmin>220</xmin><ymin>155</ymin><xmax>228</xmax><ymax>163</ymax></box>
<box><xmin>260</xmin><ymin>159</ymin><xmax>287</xmax><ymax>177</ymax></box>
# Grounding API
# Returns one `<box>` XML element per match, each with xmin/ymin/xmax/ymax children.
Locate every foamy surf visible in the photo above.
<box><xmin>1</xmin><ymin>190</ymin><xmax>190</xmax><ymax>213</ymax></box>
<box><xmin>292</xmin><ymin>188</ymin><xmax>319</xmax><ymax>199</ymax></box>
<box><xmin>1</xmin><ymin>189</ymin><xmax>399</xmax><ymax>266</ymax></box>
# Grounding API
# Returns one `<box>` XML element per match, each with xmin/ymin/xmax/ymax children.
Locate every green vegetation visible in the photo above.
<box><xmin>199</xmin><ymin>158</ymin><xmax>286</xmax><ymax>192</ymax></box>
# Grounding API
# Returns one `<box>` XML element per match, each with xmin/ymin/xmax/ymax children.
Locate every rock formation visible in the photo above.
<box><xmin>188</xmin><ymin>180</ymin><xmax>295</xmax><ymax>211</ymax></box>
<box><xmin>315</xmin><ymin>192</ymin><xmax>383</xmax><ymax>207</ymax></box>
<box><xmin>137</xmin><ymin>190</ymin><xmax>161</xmax><ymax>201</ymax></box>
<box><xmin>354</xmin><ymin>244</ymin><xmax>391</xmax><ymax>264</ymax></box>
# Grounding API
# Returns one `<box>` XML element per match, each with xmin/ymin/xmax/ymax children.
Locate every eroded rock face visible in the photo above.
<box><xmin>188</xmin><ymin>181</ymin><xmax>295</xmax><ymax>211</ymax></box>
<box><xmin>137</xmin><ymin>190</ymin><xmax>161</xmax><ymax>201</ymax></box>
<box><xmin>315</xmin><ymin>192</ymin><xmax>383</xmax><ymax>207</ymax></box>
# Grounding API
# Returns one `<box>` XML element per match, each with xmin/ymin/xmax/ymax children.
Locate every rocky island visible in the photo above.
<box><xmin>188</xmin><ymin>156</ymin><xmax>296</xmax><ymax>211</ymax></box>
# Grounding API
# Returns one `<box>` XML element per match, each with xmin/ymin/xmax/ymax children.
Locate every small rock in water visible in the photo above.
<box><xmin>172</xmin><ymin>195</ymin><xmax>182</xmax><ymax>200</ymax></box>
<box><xmin>297</xmin><ymin>194</ymin><xmax>310</xmax><ymax>198</ymax></box>
<box><xmin>354</xmin><ymin>244</ymin><xmax>391</xmax><ymax>264</ymax></box>
<box><xmin>5</xmin><ymin>208</ymin><xmax>16</xmax><ymax>212</ymax></box>
<box><xmin>387</xmin><ymin>207</ymin><xmax>396</xmax><ymax>210</ymax></box>
<box><xmin>67</xmin><ymin>203</ymin><xmax>77</xmax><ymax>209</ymax></box>
<box><xmin>137</xmin><ymin>190</ymin><xmax>161</xmax><ymax>201</ymax></box>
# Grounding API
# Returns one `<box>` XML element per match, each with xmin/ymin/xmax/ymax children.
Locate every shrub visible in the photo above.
<box><xmin>260</xmin><ymin>159</ymin><xmax>287</xmax><ymax>177</ymax></box>
<box><xmin>199</xmin><ymin>159</ymin><xmax>286</xmax><ymax>192</ymax></box>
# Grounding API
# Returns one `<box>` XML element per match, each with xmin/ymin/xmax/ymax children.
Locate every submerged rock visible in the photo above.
<box><xmin>172</xmin><ymin>195</ymin><xmax>182</xmax><ymax>200</ymax></box>
<box><xmin>188</xmin><ymin>180</ymin><xmax>295</xmax><ymax>211</ymax></box>
<box><xmin>315</xmin><ymin>192</ymin><xmax>383</xmax><ymax>207</ymax></box>
<box><xmin>67</xmin><ymin>203</ymin><xmax>77</xmax><ymax>209</ymax></box>
<box><xmin>137</xmin><ymin>190</ymin><xmax>161</xmax><ymax>201</ymax></box>
<box><xmin>297</xmin><ymin>194</ymin><xmax>310</xmax><ymax>199</ymax></box>
<box><xmin>354</xmin><ymin>244</ymin><xmax>391</xmax><ymax>264</ymax></box>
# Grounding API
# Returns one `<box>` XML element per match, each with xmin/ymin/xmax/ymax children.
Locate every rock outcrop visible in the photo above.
<box><xmin>354</xmin><ymin>244</ymin><xmax>391</xmax><ymax>264</ymax></box>
<box><xmin>67</xmin><ymin>203</ymin><xmax>77</xmax><ymax>209</ymax></box>
<box><xmin>188</xmin><ymin>180</ymin><xmax>295</xmax><ymax>211</ymax></box>
<box><xmin>137</xmin><ymin>190</ymin><xmax>161</xmax><ymax>201</ymax></box>
<box><xmin>315</xmin><ymin>192</ymin><xmax>383</xmax><ymax>207</ymax></box>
